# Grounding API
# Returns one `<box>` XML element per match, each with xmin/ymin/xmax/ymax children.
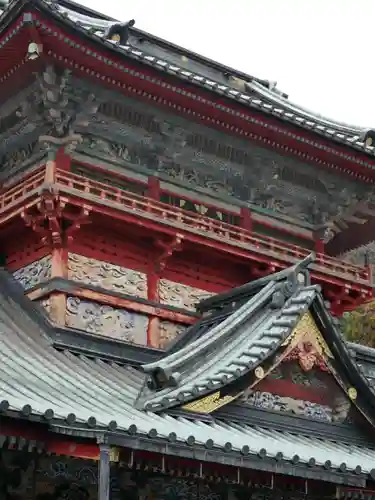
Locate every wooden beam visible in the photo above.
<box><xmin>27</xmin><ymin>284</ymin><xmax>197</xmax><ymax>325</ymax></box>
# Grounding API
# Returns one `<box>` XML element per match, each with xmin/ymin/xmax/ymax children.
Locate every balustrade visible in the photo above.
<box><xmin>0</xmin><ymin>165</ymin><xmax>369</xmax><ymax>285</ymax></box>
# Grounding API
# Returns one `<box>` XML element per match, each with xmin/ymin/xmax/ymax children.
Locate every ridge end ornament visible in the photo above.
<box><xmin>348</xmin><ymin>387</ymin><xmax>357</xmax><ymax>401</ymax></box>
<box><xmin>254</xmin><ymin>366</ymin><xmax>265</xmax><ymax>379</ymax></box>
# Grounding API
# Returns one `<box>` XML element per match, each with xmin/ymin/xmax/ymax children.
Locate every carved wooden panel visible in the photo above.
<box><xmin>13</xmin><ymin>255</ymin><xmax>51</xmax><ymax>290</ymax></box>
<box><xmin>65</xmin><ymin>296</ymin><xmax>148</xmax><ymax>344</ymax></box>
<box><xmin>68</xmin><ymin>253</ymin><xmax>148</xmax><ymax>298</ymax></box>
<box><xmin>158</xmin><ymin>279</ymin><xmax>213</xmax><ymax>311</ymax></box>
<box><xmin>158</xmin><ymin>320</ymin><xmax>186</xmax><ymax>349</ymax></box>
<box><xmin>0</xmin><ymin>451</ymin><xmax>98</xmax><ymax>500</ymax></box>
<box><xmin>75</xmin><ymin>77</ymin><xmax>372</xmax><ymax>226</ymax></box>
<box><xmin>242</xmin><ymin>390</ymin><xmax>334</xmax><ymax>422</ymax></box>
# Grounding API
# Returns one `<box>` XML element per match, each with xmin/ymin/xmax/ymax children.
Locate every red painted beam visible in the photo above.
<box><xmin>256</xmin><ymin>378</ymin><xmax>332</xmax><ymax>406</ymax></box>
<box><xmin>0</xmin><ymin>419</ymin><xmax>99</xmax><ymax>459</ymax></box>
<box><xmin>28</xmin><ymin>285</ymin><xmax>197</xmax><ymax>325</ymax></box>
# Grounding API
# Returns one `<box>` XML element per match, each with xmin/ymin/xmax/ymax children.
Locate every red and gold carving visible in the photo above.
<box><xmin>284</xmin><ymin>341</ymin><xmax>328</xmax><ymax>372</ymax></box>
<box><xmin>282</xmin><ymin>312</ymin><xmax>333</xmax><ymax>372</ymax></box>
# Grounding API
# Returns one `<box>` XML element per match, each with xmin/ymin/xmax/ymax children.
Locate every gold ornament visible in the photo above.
<box><xmin>254</xmin><ymin>366</ymin><xmax>264</xmax><ymax>379</ymax></box>
<box><xmin>348</xmin><ymin>387</ymin><xmax>357</xmax><ymax>401</ymax></box>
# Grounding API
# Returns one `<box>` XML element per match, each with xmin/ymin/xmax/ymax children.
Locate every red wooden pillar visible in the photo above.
<box><xmin>147</xmin><ymin>273</ymin><xmax>160</xmax><ymax>347</ymax></box>
<box><xmin>314</xmin><ymin>238</ymin><xmax>324</xmax><ymax>255</ymax></box>
<box><xmin>48</xmin><ymin>147</ymin><xmax>69</xmax><ymax>325</ymax></box>
<box><xmin>147</xmin><ymin>176</ymin><xmax>160</xmax><ymax>199</ymax></box>
<box><xmin>240</xmin><ymin>206</ymin><xmax>252</xmax><ymax>232</ymax></box>
<box><xmin>314</xmin><ymin>228</ymin><xmax>325</xmax><ymax>255</ymax></box>
<box><xmin>147</xmin><ymin>176</ymin><xmax>162</xmax><ymax>347</ymax></box>
<box><xmin>56</xmin><ymin>147</ymin><xmax>72</xmax><ymax>171</ymax></box>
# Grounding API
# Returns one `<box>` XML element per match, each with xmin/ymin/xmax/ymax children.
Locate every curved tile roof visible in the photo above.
<box><xmin>140</xmin><ymin>282</ymin><xmax>318</xmax><ymax>411</ymax></box>
<box><xmin>2</xmin><ymin>268</ymin><xmax>375</xmax><ymax>478</ymax></box>
<box><xmin>0</xmin><ymin>0</ymin><xmax>372</xmax><ymax>159</ymax></box>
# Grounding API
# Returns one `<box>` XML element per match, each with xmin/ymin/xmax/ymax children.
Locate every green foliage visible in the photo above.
<box><xmin>341</xmin><ymin>302</ymin><xmax>375</xmax><ymax>346</ymax></box>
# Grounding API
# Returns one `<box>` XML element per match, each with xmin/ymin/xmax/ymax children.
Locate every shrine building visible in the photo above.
<box><xmin>2</xmin><ymin>1</ymin><xmax>375</xmax><ymax>499</ymax></box>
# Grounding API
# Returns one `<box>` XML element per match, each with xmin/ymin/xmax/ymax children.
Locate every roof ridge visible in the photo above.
<box><xmin>199</xmin><ymin>253</ymin><xmax>316</xmax><ymax>312</ymax></box>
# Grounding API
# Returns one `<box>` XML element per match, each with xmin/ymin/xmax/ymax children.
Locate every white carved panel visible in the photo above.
<box><xmin>13</xmin><ymin>255</ymin><xmax>52</xmax><ymax>290</ymax></box>
<box><xmin>159</xmin><ymin>320</ymin><xmax>186</xmax><ymax>349</ymax></box>
<box><xmin>68</xmin><ymin>253</ymin><xmax>147</xmax><ymax>298</ymax></box>
<box><xmin>158</xmin><ymin>279</ymin><xmax>213</xmax><ymax>311</ymax></box>
<box><xmin>65</xmin><ymin>296</ymin><xmax>148</xmax><ymax>344</ymax></box>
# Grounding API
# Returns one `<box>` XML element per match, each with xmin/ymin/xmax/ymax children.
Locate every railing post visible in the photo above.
<box><xmin>314</xmin><ymin>227</ymin><xmax>326</xmax><ymax>255</ymax></box>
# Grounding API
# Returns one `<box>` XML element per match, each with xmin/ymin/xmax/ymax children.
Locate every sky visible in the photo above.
<box><xmin>79</xmin><ymin>0</ymin><xmax>374</xmax><ymax>128</ymax></box>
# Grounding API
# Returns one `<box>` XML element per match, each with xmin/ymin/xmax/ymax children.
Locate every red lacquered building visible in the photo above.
<box><xmin>1</xmin><ymin>2</ymin><xmax>375</xmax><ymax>499</ymax></box>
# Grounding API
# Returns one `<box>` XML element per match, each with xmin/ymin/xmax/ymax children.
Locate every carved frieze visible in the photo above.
<box><xmin>158</xmin><ymin>320</ymin><xmax>186</xmax><ymax>349</ymax></box>
<box><xmin>65</xmin><ymin>296</ymin><xmax>148</xmax><ymax>344</ymax></box>
<box><xmin>68</xmin><ymin>253</ymin><xmax>148</xmax><ymax>298</ymax></box>
<box><xmin>158</xmin><ymin>279</ymin><xmax>213</xmax><ymax>311</ymax></box>
<box><xmin>242</xmin><ymin>390</ymin><xmax>333</xmax><ymax>422</ymax></box>
<box><xmin>341</xmin><ymin>242</ymin><xmax>375</xmax><ymax>283</ymax></box>
<box><xmin>13</xmin><ymin>255</ymin><xmax>52</xmax><ymax>290</ymax></box>
<box><xmin>77</xmin><ymin>84</ymin><xmax>371</xmax><ymax>224</ymax></box>
<box><xmin>4</xmin><ymin>75</ymin><xmax>372</xmax><ymax>225</ymax></box>
<box><xmin>0</xmin><ymin>134</ymin><xmax>45</xmax><ymax>182</ymax></box>
<box><xmin>284</xmin><ymin>341</ymin><xmax>328</xmax><ymax>372</ymax></box>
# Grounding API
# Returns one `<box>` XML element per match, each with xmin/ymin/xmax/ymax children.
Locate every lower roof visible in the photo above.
<box><xmin>1</xmin><ymin>268</ymin><xmax>375</xmax><ymax>485</ymax></box>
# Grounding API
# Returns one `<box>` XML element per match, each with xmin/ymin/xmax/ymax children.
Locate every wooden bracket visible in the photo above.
<box><xmin>21</xmin><ymin>193</ymin><xmax>91</xmax><ymax>248</ymax></box>
<box><xmin>154</xmin><ymin>233</ymin><xmax>184</xmax><ymax>273</ymax></box>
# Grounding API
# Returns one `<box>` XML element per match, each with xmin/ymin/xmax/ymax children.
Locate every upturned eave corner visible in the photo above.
<box><xmin>1</xmin><ymin>0</ymin><xmax>375</xmax><ymax>171</ymax></box>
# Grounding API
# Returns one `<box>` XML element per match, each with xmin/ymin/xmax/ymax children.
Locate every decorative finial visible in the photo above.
<box><xmin>359</xmin><ymin>129</ymin><xmax>375</xmax><ymax>148</ymax></box>
<box><xmin>104</xmin><ymin>19</ymin><xmax>135</xmax><ymax>45</ymax></box>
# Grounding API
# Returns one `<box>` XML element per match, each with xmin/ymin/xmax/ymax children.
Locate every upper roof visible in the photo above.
<box><xmin>0</xmin><ymin>0</ymin><xmax>373</xmax><ymax>159</ymax></box>
<box><xmin>3</xmin><ymin>258</ymin><xmax>375</xmax><ymax>484</ymax></box>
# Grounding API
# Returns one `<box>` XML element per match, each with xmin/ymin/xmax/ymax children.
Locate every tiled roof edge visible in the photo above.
<box><xmin>142</xmin><ymin>280</ymin><xmax>276</xmax><ymax>377</ymax></box>
<box><xmin>38</xmin><ymin>1</ymin><xmax>375</xmax><ymax>157</ymax></box>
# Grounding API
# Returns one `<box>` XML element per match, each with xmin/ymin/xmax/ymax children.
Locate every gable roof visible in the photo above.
<box><xmin>140</xmin><ymin>254</ymin><xmax>375</xmax><ymax>428</ymax></box>
<box><xmin>3</xmin><ymin>267</ymin><xmax>375</xmax><ymax>484</ymax></box>
<box><xmin>0</xmin><ymin>0</ymin><xmax>373</xmax><ymax>159</ymax></box>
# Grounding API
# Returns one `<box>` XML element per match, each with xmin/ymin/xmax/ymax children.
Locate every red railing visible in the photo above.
<box><xmin>0</xmin><ymin>167</ymin><xmax>45</xmax><ymax>212</ymax></box>
<box><xmin>0</xmin><ymin>166</ymin><xmax>369</xmax><ymax>285</ymax></box>
<box><xmin>54</xmin><ymin>169</ymin><xmax>370</xmax><ymax>285</ymax></box>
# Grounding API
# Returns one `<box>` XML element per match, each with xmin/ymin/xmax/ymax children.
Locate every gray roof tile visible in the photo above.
<box><xmin>1</xmin><ymin>0</ymin><xmax>373</xmax><ymax>161</ymax></box>
<box><xmin>57</xmin><ymin>10</ymin><xmax>373</xmax><ymax>159</ymax></box>
<box><xmin>2</xmin><ymin>269</ymin><xmax>375</xmax><ymax>475</ymax></box>
<box><xmin>140</xmin><ymin>283</ymin><xmax>317</xmax><ymax>410</ymax></box>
